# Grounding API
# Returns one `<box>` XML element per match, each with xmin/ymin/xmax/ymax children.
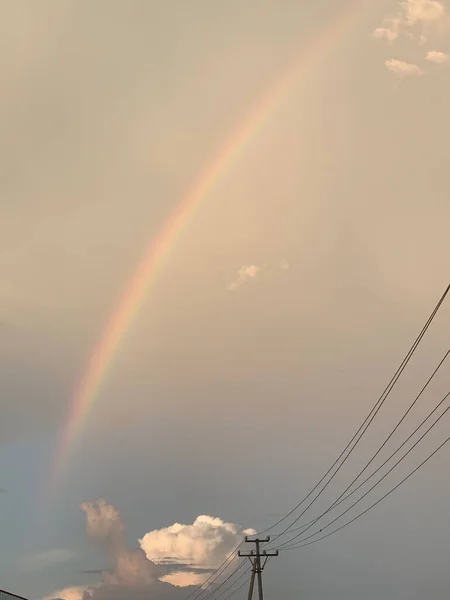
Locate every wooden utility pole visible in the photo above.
<box><xmin>238</xmin><ymin>537</ymin><xmax>278</xmax><ymax>600</ymax></box>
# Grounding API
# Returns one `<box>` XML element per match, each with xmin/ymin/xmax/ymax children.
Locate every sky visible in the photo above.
<box><xmin>1</xmin><ymin>0</ymin><xmax>450</xmax><ymax>599</ymax></box>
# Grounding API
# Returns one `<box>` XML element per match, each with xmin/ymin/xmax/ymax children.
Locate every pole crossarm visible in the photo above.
<box><xmin>238</xmin><ymin>536</ymin><xmax>278</xmax><ymax>600</ymax></box>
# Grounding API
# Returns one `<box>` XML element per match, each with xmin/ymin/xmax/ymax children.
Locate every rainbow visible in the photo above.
<box><xmin>51</xmin><ymin>1</ymin><xmax>366</xmax><ymax>488</ymax></box>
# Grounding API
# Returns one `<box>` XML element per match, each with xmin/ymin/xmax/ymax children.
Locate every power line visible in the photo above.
<box><xmin>266</xmin><ymin>284</ymin><xmax>449</xmax><ymax>543</ymax></box>
<box><xmin>183</xmin><ymin>548</ymin><xmax>244</xmax><ymax>600</ymax></box>
<box><xmin>280</xmin><ymin>387</ymin><xmax>450</xmax><ymax>550</ymax></box>
<box><xmin>189</xmin><ymin>559</ymin><xmax>250</xmax><ymax>600</ymax></box>
<box><xmin>213</xmin><ymin>566</ymin><xmax>250</xmax><ymax>600</ymax></box>
<box><xmin>274</xmin><ymin>348</ymin><xmax>450</xmax><ymax>547</ymax></box>
<box><xmin>220</xmin><ymin>575</ymin><xmax>252</xmax><ymax>600</ymax></box>
<box><xmin>191</xmin><ymin>560</ymin><xmax>247</xmax><ymax>600</ymax></box>
<box><xmin>180</xmin><ymin>284</ymin><xmax>449</xmax><ymax>600</ymax></box>
<box><xmin>0</xmin><ymin>591</ymin><xmax>30</xmax><ymax>600</ymax></box>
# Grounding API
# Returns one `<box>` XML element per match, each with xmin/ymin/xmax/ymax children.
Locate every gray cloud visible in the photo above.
<box><xmin>0</xmin><ymin>322</ymin><xmax>76</xmax><ymax>445</ymax></box>
<box><xmin>24</xmin><ymin>549</ymin><xmax>77</xmax><ymax>571</ymax></box>
<box><xmin>79</xmin><ymin>500</ymin><xmax>158</xmax><ymax>587</ymax></box>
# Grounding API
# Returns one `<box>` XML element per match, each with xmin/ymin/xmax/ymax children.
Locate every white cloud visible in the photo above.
<box><xmin>425</xmin><ymin>49</ymin><xmax>449</xmax><ymax>62</ymax></box>
<box><xmin>384</xmin><ymin>58</ymin><xmax>425</xmax><ymax>76</ymax></box>
<box><xmin>227</xmin><ymin>260</ymin><xmax>289</xmax><ymax>290</ymax></box>
<box><xmin>227</xmin><ymin>265</ymin><xmax>262</xmax><ymax>291</ymax></box>
<box><xmin>25</xmin><ymin>549</ymin><xmax>78</xmax><ymax>571</ymax></box>
<box><xmin>140</xmin><ymin>514</ymin><xmax>255</xmax><ymax>570</ymax></box>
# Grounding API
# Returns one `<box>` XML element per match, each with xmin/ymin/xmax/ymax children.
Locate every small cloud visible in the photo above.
<box><xmin>25</xmin><ymin>549</ymin><xmax>78</xmax><ymax>571</ymax></box>
<box><xmin>373</xmin><ymin>27</ymin><xmax>399</xmax><ymax>41</ymax></box>
<box><xmin>373</xmin><ymin>16</ymin><xmax>402</xmax><ymax>41</ymax></box>
<box><xmin>402</xmin><ymin>0</ymin><xmax>446</xmax><ymax>26</ymax></box>
<box><xmin>44</xmin><ymin>586</ymin><xmax>91</xmax><ymax>600</ymax></box>
<box><xmin>384</xmin><ymin>58</ymin><xmax>425</xmax><ymax>76</ymax></box>
<box><xmin>418</xmin><ymin>32</ymin><xmax>429</xmax><ymax>44</ymax></box>
<box><xmin>227</xmin><ymin>265</ymin><xmax>262</xmax><ymax>291</ymax></box>
<box><xmin>227</xmin><ymin>261</ymin><xmax>289</xmax><ymax>290</ymax></box>
<box><xmin>79</xmin><ymin>570</ymin><xmax>106</xmax><ymax>575</ymax></box>
<box><xmin>159</xmin><ymin>572</ymin><xmax>210</xmax><ymax>588</ymax></box>
<box><xmin>425</xmin><ymin>49</ymin><xmax>449</xmax><ymax>62</ymax></box>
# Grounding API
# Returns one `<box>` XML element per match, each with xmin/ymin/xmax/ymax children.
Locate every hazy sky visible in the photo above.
<box><xmin>1</xmin><ymin>1</ymin><xmax>450</xmax><ymax>600</ymax></box>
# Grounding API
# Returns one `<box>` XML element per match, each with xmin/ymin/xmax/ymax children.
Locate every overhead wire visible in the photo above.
<box><xmin>184</xmin><ymin>552</ymin><xmax>244</xmax><ymax>600</ymax></box>
<box><xmin>282</xmin><ymin>426</ymin><xmax>450</xmax><ymax>550</ymax></box>
<box><xmin>264</xmin><ymin>284</ymin><xmax>449</xmax><ymax>544</ymax></box>
<box><xmin>278</xmin><ymin>387</ymin><xmax>450</xmax><ymax>550</ymax></box>
<box><xmin>180</xmin><ymin>285</ymin><xmax>449</xmax><ymax>600</ymax></box>
<box><xmin>219</xmin><ymin>575</ymin><xmax>252</xmax><ymax>600</ymax></box>
<box><xmin>273</xmin><ymin>347</ymin><xmax>450</xmax><ymax>547</ymax></box>
<box><xmin>212</xmin><ymin>567</ymin><xmax>250</xmax><ymax>600</ymax></box>
<box><xmin>211</xmin><ymin>555</ymin><xmax>275</xmax><ymax>600</ymax></box>
<box><xmin>198</xmin><ymin>562</ymin><xmax>249</xmax><ymax>600</ymax></box>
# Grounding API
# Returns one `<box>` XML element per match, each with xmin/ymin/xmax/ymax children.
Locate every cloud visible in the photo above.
<box><xmin>227</xmin><ymin>260</ymin><xmax>289</xmax><ymax>291</ymax></box>
<box><xmin>45</xmin><ymin>501</ymin><xmax>254</xmax><ymax>600</ymax></box>
<box><xmin>80</xmin><ymin>500</ymin><xmax>158</xmax><ymax>586</ymax></box>
<box><xmin>44</xmin><ymin>587</ymin><xmax>91</xmax><ymax>600</ymax></box>
<box><xmin>25</xmin><ymin>549</ymin><xmax>78</xmax><ymax>571</ymax></box>
<box><xmin>384</xmin><ymin>58</ymin><xmax>425</xmax><ymax>76</ymax></box>
<box><xmin>373</xmin><ymin>0</ymin><xmax>447</xmax><ymax>43</ymax></box>
<box><xmin>159</xmin><ymin>572</ymin><xmax>212</xmax><ymax>588</ymax></box>
<box><xmin>373</xmin><ymin>17</ymin><xmax>402</xmax><ymax>41</ymax></box>
<box><xmin>425</xmin><ymin>49</ymin><xmax>449</xmax><ymax>62</ymax></box>
<box><xmin>402</xmin><ymin>0</ymin><xmax>446</xmax><ymax>25</ymax></box>
<box><xmin>140</xmin><ymin>514</ymin><xmax>255</xmax><ymax>577</ymax></box>
<box><xmin>227</xmin><ymin>264</ymin><xmax>262</xmax><ymax>291</ymax></box>
<box><xmin>373</xmin><ymin>27</ymin><xmax>399</xmax><ymax>41</ymax></box>
<box><xmin>81</xmin><ymin>500</ymin><xmax>126</xmax><ymax>551</ymax></box>
<box><xmin>47</xmin><ymin>583</ymin><xmax>189</xmax><ymax>600</ymax></box>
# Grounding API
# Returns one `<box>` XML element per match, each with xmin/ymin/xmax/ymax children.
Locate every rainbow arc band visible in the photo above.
<box><xmin>50</xmin><ymin>1</ymin><xmax>366</xmax><ymax>491</ymax></box>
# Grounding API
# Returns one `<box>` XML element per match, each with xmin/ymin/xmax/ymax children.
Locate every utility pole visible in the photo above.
<box><xmin>238</xmin><ymin>536</ymin><xmax>278</xmax><ymax>600</ymax></box>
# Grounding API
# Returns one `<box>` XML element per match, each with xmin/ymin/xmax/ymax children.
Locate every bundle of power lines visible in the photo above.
<box><xmin>182</xmin><ymin>284</ymin><xmax>450</xmax><ymax>600</ymax></box>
